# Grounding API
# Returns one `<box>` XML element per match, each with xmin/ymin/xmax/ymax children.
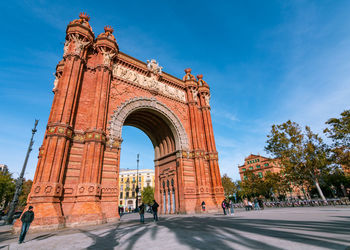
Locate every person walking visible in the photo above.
<box><xmin>248</xmin><ymin>200</ymin><xmax>253</xmax><ymax>211</ymax></box>
<box><xmin>152</xmin><ymin>200</ymin><xmax>159</xmax><ymax>222</ymax></box>
<box><xmin>201</xmin><ymin>201</ymin><xmax>206</xmax><ymax>212</ymax></box>
<box><xmin>229</xmin><ymin>200</ymin><xmax>235</xmax><ymax>216</ymax></box>
<box><xmin>221</xmin><ymin>200</ymin><xmax>227</xmax><ymax>215</ymax></box>
<box><xmin>243</xmin><ymin>198</ymin><xmax>249</xmax><ymax>211</ymax></box>
<box><xmin>19</xmin><ymin>206</ymin><xmax>34</xmax><ymax>244</ymax></box>
<box><xmin>258</xmin><ymin>197</ymin><xmax>264</xmax><ymax>210</ymax></box>
<box><xmin>254</xmin><ymin>198</ymin><xmax>260</xmax><ymax>210</ymax></box>
<box><xmin>139</xmin><ymin>203</ymin><xmax>145</xmax><ymax>224</ymax></box>
<box><xmin>225</xmin><ymin>199</ymin><xmax>230</xmax><ymax>215</ymax></box>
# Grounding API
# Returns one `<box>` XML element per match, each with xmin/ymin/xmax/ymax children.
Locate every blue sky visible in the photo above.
<box><xmin>0</xmin><ymin>0</ymin><xmax>349</xmax><ymax>181</ymax></box>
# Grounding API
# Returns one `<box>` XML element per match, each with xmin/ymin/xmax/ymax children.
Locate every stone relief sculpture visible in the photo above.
<box><xmin>100</xmin><ymin>47</ymin><xmax>115</xmax><ymax>66</ymax></box>
<box><xmin>112</xmin><ymin>63</ymin><xmax>186</xmax><ymax>102</ymax></box>
<box><xmin>147</xmin><ymin>59</ymin><xmax>163</xmax><ymax>74</ymax></box>
<box><xmin>53</xmin><ymin>75</ymin><xmax>59</xmax><ymax>91</ymax></box>
<box><xmin>191</xmin><ymin>89</ymin><xmax>198</xmax><ymax>102</ymax></box>
<box><xmin>63</xmin><ymin>40</ymin><xmax>70</xmax><ymax>56</ymax></box>
<box><xmin>69</xmin><ymin>34</ymin><xmax>90</xmax><ymax>56</ymax></box>
<box><xmin>205</xmin><ymin>94</ymin><xmax>210</xmax><ymax>106</ymax></box>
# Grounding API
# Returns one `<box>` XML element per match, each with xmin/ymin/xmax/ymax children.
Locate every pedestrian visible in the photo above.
<box><xmin>19</xmin><ymin>206</ymin><xmax>34</xmax><ymax>244</ymax></box>
<box><xmin>248</xmin><ymin>200</ymin><xmax>253</xmax><ymax>211</ymax></box>
<box><xmin>201</xmin><ymin>201</ymin><xmax>206</xmax><ymax>212</ymax></box>
<box><xmin>258</xmin><ymin>197</ymin><xmax>264</xmax><ymax>210</ymax></box>
<box><xmin>221</xmin><ymin>200</ymin><xmax>226</xmax><ymax>215</ymax></box>
<box><xmin>254</xmin><ymin>198</ymin><xmax>260</xmax><ymax>210</ymax></box>
<box><xmin>139</xmin><ymin>203</ymin><xmax>145</xmax><ymax>224</ymax></box>
<box><xmin>229</xmin><ymin>200</ymin><xmax>235</xmax><ymax>216</ymax></box>
<box><xmin>243</xmin><ymin>198</ymin><xmax>249</xmax><ymax>211</ymax></box>
<box><xmin>225</xmin><ymin>199</ymin><xmax>230</xmax><ymax>215</ymax></box>
<box><xmin>152</xmin><ymin>200</ymin><xmax>159</xmax><ymax>222</ymax></box>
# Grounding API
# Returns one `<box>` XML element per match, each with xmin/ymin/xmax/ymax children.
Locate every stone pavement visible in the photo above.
<box><xmin>0</xmin><ymin>207</ymin><xmax>349</xmax><ymax>250</ymax></box>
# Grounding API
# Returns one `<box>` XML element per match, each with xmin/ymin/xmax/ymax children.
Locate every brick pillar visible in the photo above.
<box><xmin>183</xmin><ymin>69</ymin><xmax>210</xmax><ymax>212</ymax></box>
<box><xmin>197</xmin><ymin>75</ymin><xmax>225</xmax><ymax>208</ymax></box>
<box><xmin>16</xmin><ymin>14</ymin><xmax>94</xmax><ymax>232</ymax></box>
<box><xmin>67</xmin><ymin>26</ymin><xmax>118</xmax><ymax>226</ymax></box>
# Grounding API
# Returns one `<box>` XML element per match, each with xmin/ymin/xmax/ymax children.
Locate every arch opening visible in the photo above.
<box><xmin>111</xmin><ymin>98</ymin><xmax>189</xmax><ymax>214</ymax></box>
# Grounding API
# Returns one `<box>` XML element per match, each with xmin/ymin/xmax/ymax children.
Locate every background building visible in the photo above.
<box><xmin>238</xmin><ymin>154</ymin><xmax>282</xmax><ymax>180</ymax></box>
<box><xmin>119</xmin><ymin>169</ymin><xmax>155</xmax><ymax>211</ymax></box>
<box><xmin>238</xmin><ymin>154</ymin><xmax>305</xmax><ymax>199</ymax></box>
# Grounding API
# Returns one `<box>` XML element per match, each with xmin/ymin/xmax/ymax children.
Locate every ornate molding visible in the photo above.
<box><xmin>108</xmin><ymin>97</ymin><xmax>189</xmax><ymax>151</ymax></box>
<box><xmin>112</xmin><ymin>64</ymin><xmax>186</xmax><ymax>102</ymax></box>
<box><xmin>47</xmin><ymin>125</ymin><xmax>73</xmax><ymax>139</ymax></box>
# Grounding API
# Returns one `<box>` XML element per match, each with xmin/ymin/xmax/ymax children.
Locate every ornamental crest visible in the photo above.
<box><xmin>147</xmin><ymin>59</ymin><xmax>163</xmax><ymax>75</ymax></box>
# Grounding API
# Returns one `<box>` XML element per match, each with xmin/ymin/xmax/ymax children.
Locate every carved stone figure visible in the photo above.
<box><xmin>63</xmin><ymin>40</ymin><xmax>70</xmax><ymax>56</ymax></box>
<box><xmin>191</xmin><ymin>89</ymin><xmax>198</xmax><ymax>102</ymax></box>
<box><xmin>100</xmin><ymin>47</ymin><xmax>115</xmax><ymax>66</ymax></box>
<box><xmin>147</xmin><ymin>59</ymin><xmax>163</xmax><ymax>75</ymax></box>
<box><xmin>53</xmin><ymin>76</ymin><xmax>59</xmax><ymax>91</ymax></box>
<box><xmin>205</xmin><ymin>94</ymin><xmax>210</xmax><ymax>106</ymax></box>
<box><xmin>70</xmin><ymin>34</ymin><xmax>89</xmax><ymax>56</ymax></box>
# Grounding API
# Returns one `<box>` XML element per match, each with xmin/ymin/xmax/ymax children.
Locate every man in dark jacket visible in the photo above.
<box><xmin>19</xmin><ymin>206</ymin><xmax>34</xmax><ymax>244</ymax></box>
<box><xmin>139</xmin><ymin>203</ymin><xmax>145</xmax><ymax>224</ymax></box>
<box><xmin>151</xmin><ymin>200</ymin><xmax>159</xmax><ymax>222</ymax></box>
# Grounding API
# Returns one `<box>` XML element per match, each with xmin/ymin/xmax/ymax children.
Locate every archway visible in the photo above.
<box><xmin>109</xmin><ymin>97</ymin><xmax>189</xmax><ymax>214</ymax></box>
<box><xmin>17</xmin><ymin>14</ymin><xmax>225</xmax><ymax>232</ymax></box>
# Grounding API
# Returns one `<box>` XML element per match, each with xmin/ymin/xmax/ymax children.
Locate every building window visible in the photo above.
<box><xmin>264</xmin><ymin>163</ymin><xmax>269</xmax><ymax>167</ymax></box>
<box><xmin>243</xmin><ymin>175</ymin><xmax>248</xmax><ymax>180</ymax></box>
<box><xmin>121</xmin><ymin>185</ymin><xmax>123</xmax><ymax>190</ymax></box>
<box><xmin>132</xmin><ymin>192</ymin><xmax>135</xmax><ymax>197</ymax></box>
<box><xmin>249</xmin><ymin>166</ymin><xmax>253</xmax><ymax>170</ymax></box>
<box><xmin>126</xmin><ymin>192</ymin><xmax>129</xmax><ymax>198</ymax></box>
<box><xmin>139</xmin><ymin>177</ymin><xmax>141</xmax><ymax>182</ymax></box>
<box><xmin>258</xmin><ymin>172</ymin><xmax>263</xmax><ymax>178</ymax></box>
<box><xmin>242</xmin><ymin>168</ymin><xmax>246</xmax><ymax>172</ymax></box>
<box><xmin>120</xmin><ymin>192</ymin><xmax>123</xmax><ymax>199</ymax></box>
<box><xmin>133</xmin><ymin>177</ymin><xmax>135</xmax><ymax>182</ymax></box>
<box><xmin>256</xmin><ymin>165</ymin><xmax>261</xmax><ymax>169</ymax></box>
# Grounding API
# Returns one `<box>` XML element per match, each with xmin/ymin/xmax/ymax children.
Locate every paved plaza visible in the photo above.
<box><xmin>0</xmin><ymin>207</ymin><xmax>349</xmax><ymax>250</ymax></box>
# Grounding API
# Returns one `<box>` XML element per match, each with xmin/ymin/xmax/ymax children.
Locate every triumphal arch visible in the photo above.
<box><xmin>20</xmin><ymin>13</ymin><xmax>224</xmax><ymax>230</ymax></box>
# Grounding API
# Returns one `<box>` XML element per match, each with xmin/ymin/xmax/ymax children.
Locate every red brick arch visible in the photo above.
<box><xmin>15</xmin><ymin>14</ymin><xmax>225</xmax><ymax>232</ymax></box>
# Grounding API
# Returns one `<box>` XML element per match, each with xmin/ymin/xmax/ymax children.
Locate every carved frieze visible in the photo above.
<box><xmin>112</xmin><ymin>64</ymin><xmax>186</xmax><ymax>102</ymax></box>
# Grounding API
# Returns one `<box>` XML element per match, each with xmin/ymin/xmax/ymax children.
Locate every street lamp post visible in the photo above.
<box><xmin>6</xmin><ymin>119</ymin><xmax>39</xmax><ymax>224</ymax></box>
<box><xmin>135</xmin><ymin>154</ymin><xmax>140</xmax><ymax>211</ymax></box>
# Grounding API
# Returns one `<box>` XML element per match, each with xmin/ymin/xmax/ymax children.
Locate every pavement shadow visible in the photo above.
<box><xmin>82</xmin><ymin>213</ymin><xmax>350</xmax><ymax>250</ymax></box>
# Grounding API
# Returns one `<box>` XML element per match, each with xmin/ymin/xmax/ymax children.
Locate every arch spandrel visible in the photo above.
<box><xmin>108</xmin><ymin>97</ymin><xmax>190</xmax><ymax>152</ymax></box>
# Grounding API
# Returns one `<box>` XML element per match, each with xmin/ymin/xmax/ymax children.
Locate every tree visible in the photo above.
<box><xmin>265</xmin><ymin>121</ymin><xmax>329</xmax><ymax>201</ymax></box>
<box><xmin>18</xmin><ymin>179</ymin><xmax>33</xmax><ymax>209</ymax></box>
<box><xmin>324</xmin><ymin>109</ymin><xmax>350</xmax><ymax>170</ymax></box>
<box><xmin>141</xmin><ymin>186</ymin><xmax>154</xmax><ymax>205</ymax></box>
<box><xmin>221</xmin><ymin>174</ymin><xmax>237</xmax><ymax>197</ymax></box>
<box><xmin>0</xmin><ymin>172</ymin><xmax>16</xmax><ymax>211</ymax></box>
<box><xmin>264</xmin><ymin>171</ymin><xmax>289</xmax><ymax>199</ymax></box>
<box><xmin>240</xmin><ymin>171</ymin><xmax>267</xmax><ymax>198</ymax></box>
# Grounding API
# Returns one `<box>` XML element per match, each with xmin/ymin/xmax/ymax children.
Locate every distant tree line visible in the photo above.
<box><xmin>222</xmin><ymin>109</ymin><xmax>350</xmax><ymax>201</ymax></box>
